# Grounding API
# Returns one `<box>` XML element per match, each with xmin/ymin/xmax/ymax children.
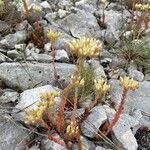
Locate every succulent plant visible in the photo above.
<box><xmin>69</xmin><ymin>37</ymin><xmax>103</xmax><ymax>59</ymax></box>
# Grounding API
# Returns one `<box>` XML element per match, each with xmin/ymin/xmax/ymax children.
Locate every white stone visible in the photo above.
<box><xmin>44</xmin><ymin>42</ymin><xmax>51</xmax><ymax>52</ymax></box>
<box><xmin>58</xmin><ymin>9</ymin><xmax>68</xmax><ymax>19</ymax></box>
<box><xmin>40</xmin><ymin>1</ymin><xmax>51</xmax><ymax>9</ymax></box>
<box><xmin>111</xmin><ymin>114</ymin><xmax>138</xmax><ymax>150</ymax></box>
<box><xmin>0</xmin><ymin>62</ymin><xmax>76</xmax><ymax>90</ymax></box>
<box><xmin>81</xmin><ymin>106</ymin><xmax>107</xmax><ymax>138</ymax></box>
<box><xmin>54</xmin><ymin>49</ymin><xmax>69</xmax><ymax>62</ymax></box>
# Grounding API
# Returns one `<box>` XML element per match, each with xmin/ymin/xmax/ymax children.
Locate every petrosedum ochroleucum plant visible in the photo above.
<box><xmin>94</xmin><ymin>78</ymin><xmax>110</xmax><ymax>101</ymax></box>
<box><xmin>119</xmin><ymin>76</ymin><xmax>139</xmax><ymax>91</ymax></box>
<box><xmin>65</xmin><ymin>121</ymin><xmax>79</xmax><ymax>140</ymax></box>
<box><xmin>31</xmin><ymin>4</ymin><xmax>42</xmax><ymax>12</ymax></box>
<box><xmin>0</xmin><ymin>0</ymin><xmax>4</xmax><ymax>10</ymax></box>
<box><xmin>69</xmin><ymin>37</ymin><xmax>103</xmax><ymax>59</ymax></box>
<box><xmin>47</xmin><ymin>29</ymin><xmax>61</xmax><ymax>79</ymax></box>
<box><xmin>47</xmin><ymin>29</ymin><xmax>61</xmax><ymax>43</ymax></box>
<box><xmin>89</xmin><ymin>78</ymin><xmax>110</xmax><ymax>109</ymax></box>
<box><xmin>69</xmin><ymin>37</ymin><xmax>103</xmax><ymax>73</ymax></box>
<box><xmin>94</xmin><ymin>78</ymin><xmax>110</xmax><ymax>95</ymax></box>
<box><xmin>135</xmin><ymin>3</ymin><xmax>150</xmax><ymax>11</ymax></box>
<box><xmin>70</xmin><ymin>75</ymin><xmax>85</xmax><ymax>87</ymax></box>
<box><xmin>105</xmin><ymin>76</ymin><xmax>139</xmax><ymax>135</ymax></box>
<box><xmin>25</xmin><ymin>92</ymin><xmax>58</xmax><ymax>125</ymax></box>
<box><xmin>0</xmin><ymin>0</ymin><xmax>4</xmax><ymax>6</ymax></box>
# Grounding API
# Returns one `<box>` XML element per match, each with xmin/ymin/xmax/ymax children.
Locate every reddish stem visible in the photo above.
<box><xmin>71</xmin><ymin>88</ymin><xmax>78</xmax><ymax>124</ymax></box>
<box><xmin>51</xmin><ymin>42</ymin><xmax>58</xmax><ymax>81</ymax></box>
<box><xmin>105</xmin><ymin>88</ymin><xmax>128</xmax><ymax>135</ymax></box>
<box><xmin>47</xmin><ymin>133</ymin><xmax>68</xmax><ymax>148</ymax></box>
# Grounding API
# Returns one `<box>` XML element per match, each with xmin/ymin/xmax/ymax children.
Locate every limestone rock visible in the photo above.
<box><xmin>0</xmin><ymin>89</ymin><xmax>19</xmax><ymax>103</ymax></box>
<box><xmin>0</xmin><ymin>62</ymin><xmax>76</xmax><ymax>90</ymax></box>
<box><xmin>0</xmin><ymin>31</ymin><xmax>27</xmax><ymax>49</ymax></box>
<box><xmin>110</xmin><ymin>114</ymin><xmax>139</xmax><ymax>150</ymax></box>
<box><xmin>128</xmin><ymin>66</ymin><xmax>144</xmax><ymax>82</ymax></box>
<box><xmin>81</xmin><ymin>106</ymin><xmax>107</xmax><ymax>138</ymax></box>
<box><xmin>0</xmin><ymin>116</ymin><xmax>31</xmax><ymax>150</ymax></box>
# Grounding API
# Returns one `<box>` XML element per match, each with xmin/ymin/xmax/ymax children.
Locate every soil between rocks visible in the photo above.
<box><xmin>135</xmin><ymin>127</ymin><xmax>150</xmax><ymax>150</ymax></box>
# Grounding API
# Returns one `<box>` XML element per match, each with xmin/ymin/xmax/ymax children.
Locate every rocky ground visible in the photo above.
<box><xmin>0</xmin><ymin>0</ymin><xmax>150</xmax><ymax>150</ymax></box>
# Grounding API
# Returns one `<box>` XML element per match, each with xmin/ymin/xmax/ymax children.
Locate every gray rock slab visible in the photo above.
<box><xmin>57</xmin><ymin>10</ymin><xmax>101</xmax><ymax>38</ymax></box>
<box><xmin>0</xmin><ymin>20</ymin><xmax>11</xmax><ymax>35</ymax></box>
<box><xmin>0</xmin><ymin>62</ymin><xmax>76</xmax><ymax>90</ymax></box>
<box><xmin>29</xmin><ymin>146</ymin><xmax>40</xmax><ymax>150</ymax></box>
<box><xmin>41</xmin><ymin>134</ymin><xmax>67</xmax><ymax>150</ymax></box>
<box><xmin>26</xmin><ymin>52</ymin><xmax>53</xmax><ymax>63</ymax></box>
<box><xmin>110</xmin><ymin>114</ymin><xmax>139</xmax><ymax>150</ymax></box>
<box><xmin>81</xmin><ymin>106</ymin><xmax>107</xmax><ymax>138</ymax></box>
<box><xmin>55</xmin><ymin>49</ymin><xmax>69</xmax><ymax>62</ymax></box>
<box><xmin>128</xmin><ymin>66</ymin><xmax>144</xmax><ymax>82</ymax></box>
<box><xmin>0</xmin><ymin>31</ymin><xmax>27</xmax><ymax>49</ymax></box>
<box><xmin>95</xmin><ymin>146</ymin><xmax>111</xmax><ymax>150</ymax></box>
<box><xmin>7</xmin><ymin>50</ymin><xmax>20</xmax><ymax>59</ymax></box>
<box><xmin>103</xmin><ymin>9</ymin><xmax>131</xmax><ymax>44</ymax></box>
<box><xmin>0</xmin><ymin>52</ymin><xmax>12</xmax><ymax>63</ymax></box>
<box><xmin>72</xmin><ymin>136</ymin><xmax>95</xmax><ymax>150</ymax></box>
<box><xmin>75</xmin><ymin>0</ymin><xmax>97</xmax><ymax>13</ymax></box>
<box><xmin>0</xmin><ymin>89</ymin><xmax>19</xmax><ymax>103</ymax></box>
<box><xmin>145</xmin><ymin>72</ymin><xmax>150</xmax><ymax>81</ymax></box>
<box><xmin>0</xmin><ymin>115</ymin><xmax>31</xmax><ymax>150</ymax></box>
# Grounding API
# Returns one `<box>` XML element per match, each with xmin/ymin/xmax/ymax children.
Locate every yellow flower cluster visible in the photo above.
<box><xmin>25</xmin><ymin>107</ymin><xmax>44</xmax><ymax>124</ymax></box>
<box><xmin>69</xmin><ymin>37</ymin><xmax>103</xmax><ymax>58</ymax></box>
<box><xmin>31</xmin><ymin>4</ymin><xmax>42</xmax><ymax>12</ymax></box>
<box><xmin>101</xmin><ymin>0</ymin><xmax>107</xmax><ymax>4</ymax></box>
<box><xmin>25</xmin><ymin>92</ymin><xmax>58</xmax><ymax>124</ymax></box>
<box><xmin>39</xmin><ymin>92</ymin><xmax>58</xmax><ymax>108</ymax></box>
<box><xmin>70</xmin><ymin>75</ymin><xmax>85</xmax><ymax>86</ymax></box>
<box><xmin>47</xmin><ymin>29</ymin><xmax>61</xmax><ymax>42</ymax></box>
<box><xmin>119</xmin><ymin>77</ymin><xmax>139</xmax><ymax>91</ymax></box>
<box><xmin>94</xmin><ymin>79</ymin><xmax>110</xmax><ymax>94</ymax></box>
<box><xmin>135</xmin><ymin>3</ymin><xmax>150</xmax><ymax>11</ymax></box>
<box><xmin>0</xmin><ymin>0</ymin><xmax>4</xmax><ymax>7</ymax></box>
<box><xmin>66</xmin><ymin>121</ymin><xmax>79</xmax><ymax>137</ymax></box>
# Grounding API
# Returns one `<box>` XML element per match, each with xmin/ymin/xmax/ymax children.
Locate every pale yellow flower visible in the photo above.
<box><xmin>31</xmin><ymin>4</ymin><xmax>42</xmax><ymax>12</ymax></box>
<box><xmin>135</xmin><ymin>3</ymin><xmax>150</xmax><ymax>11</ymax></box>
<box><xmin>135</xmin><ymin>3</ymin><xmax>142</xmax><ymax>9</ymax></box>
<box><xmin>66</xmin><ymin>121</ymin><xmax>79</xmax><ymax>137</ymax></box>
<box><xmin>70</xmin><ymin>75</ymin><xmax>85</xmax><ymax>86</ymax></box>
<box><xmin>25</xmin><ymin>107</ymin><xmax>44</xmax><ymax>124</ymax></box>
<box><xmin>142</xmin><ymin>4</ymin><xmax>150</xmax><ymax>11</ymax></box>
<box><xmin>0</xmin><ymin>0</ymin><xmax>4</xmax><ymax>5</ymax></box>
<box><xmin>101</xmin><ymin>0</ymin><xmax>107</xmax><ymax>4</ymax></box>
<box><xmin>79</xmin><ymin>78</ymin><xmax>85</xmax><ymax>86</ymax></box>
<box><xmin>94</xmin><ymin>79</ymin><xmax>110</xmax><ymax>93</ymax></box>
<box><xmin>119</xmin><ymin>77</ymin><xmax>139</xmax><ymax>91</ymax></box>
<box><xmin>25</xmin><ymin>92</ymin><xmax>58</xmax><ymax>124</ymax></box>
<box><xmin>39</xmin><ymin>92</ymin><xmax>58</xmax><ymax>108</ymax></box>
<box><xmin>0</xmin><ymin>0</ymin><xmax>4</xmax><ymax>8</ymax></box>
<box><xmin>69</xmin><ymin>37</ymin><xmax>103</xmax><ymax>58</ymax></box>
<box><xmin>47</xmin><ymin>29</ymin><xmax>61</xmax><ymax>42</ymax></box>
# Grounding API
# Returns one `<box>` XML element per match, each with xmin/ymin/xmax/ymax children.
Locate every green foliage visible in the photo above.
<box><xmin>112</xmin><ymin>36</ymin><xmax>150</xmax><ymax>69</ymax></box>
<box><xmin>66</xmin><ymin>66</ymin><xmax>96</xmax><ymax>107</ymax></box>
<box><xmin>79</xmin><ymin>66</ymin><xmax>95</xmax><ymax>101</ymax></box>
